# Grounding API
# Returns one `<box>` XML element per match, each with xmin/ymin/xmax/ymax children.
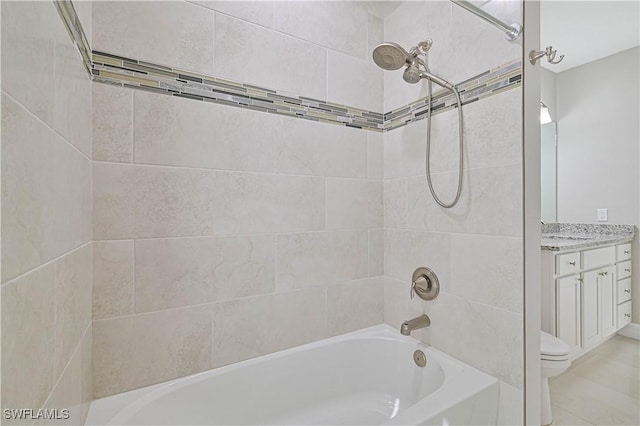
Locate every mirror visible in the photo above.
<box><xmin>540</xmin><ymin>1</ymin><xmax>639</xmax><ymax>225</ymax></box>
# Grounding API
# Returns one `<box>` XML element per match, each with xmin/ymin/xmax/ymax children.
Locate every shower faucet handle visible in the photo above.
<box><xmin>410</xmin><ymin>267</ymin><xmax>440</xmax><ymax>301</ymax></box>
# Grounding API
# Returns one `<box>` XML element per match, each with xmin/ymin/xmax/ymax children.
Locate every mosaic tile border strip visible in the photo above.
<box><xmin>384</xmin><ymin>59</ymin><xmax>522</xmax><ymax>131</ymax></box>
<box><xmin>53</xmin><ymin>0</ymin><xmax>92</xmax><ymax>76</ymax></box>
<box><xmin>91</xmin><ymin>51</ymin><xmax>385</xmax><ymax>131</ymax></box>
<box><xmin>54</xmin><ymin>0</ymin><xmax>521</xmax><ymax>133</ymax></box>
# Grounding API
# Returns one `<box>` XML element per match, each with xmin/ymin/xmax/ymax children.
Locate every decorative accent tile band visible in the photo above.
<box><xmin>54</xmin><ymin>0</ymin><xmax>522</xmax><ymax>133</ymax></box>
<box><xmin>384</xmin><ymin>59</ymin><xmax>522</xmax><ymax>131</ymax></box>
<box><xmin>53</xmin><ymin>0</ymin><xmax>92</xmax><ymax>76</ymax></box>
<box><xmin>92</xmin><ymin>51</ymin><xmax>385</xmax><ymax>131</ymax></box>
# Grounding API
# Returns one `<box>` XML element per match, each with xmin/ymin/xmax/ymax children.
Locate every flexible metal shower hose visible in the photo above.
<box><xmin>424</xmin><ymin>79</ymin><xmax>464</xmax><ymax>208</ymax></box>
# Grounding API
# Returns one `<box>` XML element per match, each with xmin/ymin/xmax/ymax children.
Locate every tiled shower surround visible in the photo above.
<box><xmin>3</xmin><ymin>0</ymin><xmax>524</xmax><ymax>424</ymax></box>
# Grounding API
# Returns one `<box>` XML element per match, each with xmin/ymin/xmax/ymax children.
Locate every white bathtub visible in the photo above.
<box><xmin>86</xmin><ymin>325</ymin><xmax>499</xmax><ymax>425</ymax></box>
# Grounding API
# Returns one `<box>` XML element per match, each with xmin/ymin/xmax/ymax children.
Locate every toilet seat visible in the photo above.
<box><xmin>541</xmin><ymin>331</ymin><xmax>570</xmax><ymax>359</ymax></box>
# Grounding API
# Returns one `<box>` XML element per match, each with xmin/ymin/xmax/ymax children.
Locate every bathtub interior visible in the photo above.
<box><xmin>88</xmin><ymin>326</ymin><xmax>498</xmax><ymax>426</ymax></box>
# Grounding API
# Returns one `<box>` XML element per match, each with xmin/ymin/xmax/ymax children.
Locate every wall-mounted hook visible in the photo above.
<box><xmin>529</xmin><ymin>46</ymin><xmax>565</xmax><ymax>65</ymax></box>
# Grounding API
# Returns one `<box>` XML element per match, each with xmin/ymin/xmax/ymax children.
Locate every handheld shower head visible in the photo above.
<box><xmin>372</xmin><ymin>42</ymin><xmax>412</xmax><ymax>70</ymax></box>
<box><xmin>403</xmin><ymin>64</ymin><xmax>422</xmax><ymax>84</ymax></box>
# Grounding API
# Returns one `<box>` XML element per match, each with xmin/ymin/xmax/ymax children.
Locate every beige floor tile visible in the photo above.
<box><xmin>551</xmin><ymin>405</ymin><xmax>594</xmax><ymax>425</ymax></box>
<box><xmin>569</xmin><ymin>354</ymin><xmax>639</xmax><ymax>399</ymax></box>
<box><xmin>550</xmin><ymin>372</ymin><xmax>640</xmax><ymax>425</ymax></box>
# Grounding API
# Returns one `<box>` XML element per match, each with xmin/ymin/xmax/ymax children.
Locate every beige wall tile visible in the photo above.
<box><xmin>93</xmin><ymin>163</ymin><xmax>325</xmax><ymax>239</ymax></box>
<box><xmin>189</xmin><ymin>1</ymin><xmax>274</xmax><ymax>28</ymax></box>
<box><xmin>1</xmin><ymin>1</ymin><xmax>56</xmax><ymax>125</ymax></box>
<box><xmin>93</xmin><ymin>241</ymin><xmax>134</xmax><ymax>320</ymax></box>
<box><xmin>383</xmin><ymin>229</ymin><xmax>451</xmax><ymax>290</ymax></box>
<box><xmin>277</xmin><ymin>231</ymin><xmax>368</xmax><ymax>291</ymax></box>
<box><xmin>135</xmin><ymin>235</ymin><xmax>275</xmax><ymax>312</ymax></box>
<box><xmin>407</xmin><ymin>164</ymin><xmax>523</xmax><ymax>237</ymax></box>
<box><xmin>92</xmin><ymin>83</ymin><xmax>133</xmax><ymax>162</ymax></box>
<box><xmin>451</xmin><ymin>234</ymin><xmax>523</xmax><ymax>313</ymax></box>
<box><xmin>1</xmin><ymin>95</ymin><xmax>91</xmax><ymax>283</ymax></box>
<box><xmin>54</xmin><ymin>245</ymin><xmax>92</xmax><ymax>380</ymax></box>
<box><xmin>327</xmin><ymin>50</ymin><xmax>383</xmax><ymax>112</ymax></box>
<box><xmin>430</xmin><ymin>292</ymin><xmax>523</xmax><ymax>388</ymax></box>
<box><xmin>367</xmin><ymin>14</ymin><xmax>383</xmax><ymax>58</ymax></box>
<box><xmin>497</xmin><ymin>381</ymin><xmax>524</xmax><ymax>425</ymax></box>
<box><xmin>93</xmin><ymin>1</ymin><xmax>215</xmax><ymax>75</ymax></box>
<box><xmin>383</xmin><ymin>277</ymin><xmax>408</xmax><ymax>331</ymax></box>
<box><xmin>80</xmin><ymin>327</ymin><xmax>92</xmax><ymax>424</ymax></box>
<box><xmin>212</xmin><ymin>288</ymin><xmax>326</xmax><ymax>367</ymax></box>
<box><xmin>134</xmin><ymin>91</ymin><xmax>276</xmax><ymax>172</ymax></box>
<box><xmin>1</xmin><ymin>263</ymin><xmax>55</xmax><ymax>417</ymax></box>
<box><xmin>368</xmin><ymin>228</ymin><xmax>384</xmax><ymax>277</ymax></box>
<box><xmin>383</xmin><ymin>179</ymin><xmax>408</xmax><ymax>229</ymax></box>
<box><xmin>273</xmin><ymin>1</ymin><xmax>368</xmax><ymax>59</ymax></box>
<box><xmin>93</xmin><ymin>305</ymin><xmax>212</xmax><ymax>398</ymax></box>
<box><xmin>326</xmin><ymin>179</ymin><xmax>382</xmax><ymax>230</ymax></box>
<box><xmin>215</xmin><ymin>14</ymin><xmax>326</xmax><ymax>99</ymax></box>
<box><xmin>52</xmin><ymin>23</ymin><xmax>91</xmax><ymax>158</ymax></box>
<box><xmin>275</xmin><ymin>116</ymin><xmax>367</xmax><ymax>178</ymax></box>
<box><xmin>367</xmin><ymin>131</ymin><xmax>383</xmax><ymax>179</ymax></box>
<box><xmin>327</xmin><ymin>277</ymin><xmax>384</xmax><ymax>336</ymax></box>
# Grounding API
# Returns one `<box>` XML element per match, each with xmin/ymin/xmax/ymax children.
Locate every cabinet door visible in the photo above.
<box><xmin>582</xmin><ymin>269</ymin><xmax>601</xmax><ymax>349</ymax></box>
<box><xmin>556</xmin><ymin>275</ymin><xmax>581</xmax><ymax>355</ymax></box>
<box><xmin>600</xmin><ymin>266</ymin><xmax>617</xmax><ymax>337</ymax></box>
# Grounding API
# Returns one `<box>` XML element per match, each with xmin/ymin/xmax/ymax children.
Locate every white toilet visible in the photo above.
<box><xmin>540</xmin><ymin>331</ymin><xmax>571</xmax><ymax>425</ymax></box>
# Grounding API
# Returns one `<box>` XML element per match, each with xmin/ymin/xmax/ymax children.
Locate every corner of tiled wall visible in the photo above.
<box><xmin>1</xmin><ymin>1</ymin><xmax>93</xmax><ymax>424</ymax></box>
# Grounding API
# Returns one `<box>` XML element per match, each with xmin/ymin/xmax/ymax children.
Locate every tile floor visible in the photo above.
<box><xmin>549</xmin><ymin>335</ymin><xmax>640</xmax><ymax>425</ymax></box>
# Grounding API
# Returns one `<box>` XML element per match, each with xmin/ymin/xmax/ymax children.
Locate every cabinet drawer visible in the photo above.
<box><xmin>618</xmin><ymin>301</ymin><xmax>632</xmax><ymax>328</ymax></box>
<box><xmin>617</xmin><ymin>260</ymin><xmax>632</xmax><ymax>279</ymax></box>
<box><xmin>583</xmin><ymin>246</ymin><xmax>615</xmax><ymax>270</ymax></box>
<box><xmin>556</xmin><ymin>252</ymin><xmax>581</xmax><ymax>276</ymax></box>
<box><xmin>617</xmin><ymin>243</ymin><xmax>632</xmax><ymax>261</ymax></box>
<box><xmin>617</xmin><ymin>278</ymin><xmax>632</xmax><ymax>304</ymax></box>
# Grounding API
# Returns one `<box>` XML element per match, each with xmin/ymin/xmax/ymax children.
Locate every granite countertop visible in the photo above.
<box><xmin>541</xmin><ymin>223</ymin><xmax>635</xmax><ymax>252</ymax></box>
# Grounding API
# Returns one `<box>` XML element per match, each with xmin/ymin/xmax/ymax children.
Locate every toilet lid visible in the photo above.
<box><xmin>541</xmin><ymin>331</ymin><xmax>570</xmax><ymax>357</ymax></box>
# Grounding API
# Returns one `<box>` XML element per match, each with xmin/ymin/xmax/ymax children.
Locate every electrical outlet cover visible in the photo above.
<box><xmin>597</xmin><ymin>208</ymin><xmax>608</xmax><ymax>222</ymax></box>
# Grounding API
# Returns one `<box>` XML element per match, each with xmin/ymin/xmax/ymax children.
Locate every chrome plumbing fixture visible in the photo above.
<box><xmin>411</xmin><ymin>267</ymin><xmax>440</xmax><ymax>301</ymax></box>
<box><xmin>400</xmin><ymin>314</ymin><xmax>431</xmax><ymax>336</ymax></box>
<box><xmin>450</xmin><ymin>0</ymin><xmax>522</xmax><ymax>42</ymax></box>
<box><xmin>372</xmin><ymin>40</ymin><xmax>464</xmax><ymax>208</ymax></box>
<box><xmin>529</xmin><ymin>46</ymin><xmax>565</xmax><ymax>65</ymax></box>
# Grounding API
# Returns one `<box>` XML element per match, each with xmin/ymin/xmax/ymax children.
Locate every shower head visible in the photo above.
<box><xmin>372</xmin><ymin>42</ymin><xmax>412</xmax><ymax>70</ymax></box>
<box><xmin>403</xmin><ymin>64</ymin><xmax>422</xmax><ymax>84</ymax></box>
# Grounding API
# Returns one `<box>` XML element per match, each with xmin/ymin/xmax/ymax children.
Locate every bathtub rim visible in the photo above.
<box><xmin>86</xmin><ymin>324</ymin><xmax>499</xmax><ymax>426</ymax></box>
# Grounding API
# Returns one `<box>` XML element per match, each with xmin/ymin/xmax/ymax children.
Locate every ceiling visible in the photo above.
<box><xmin>541</xmin><ymin>1</ymin><xmax>640</xmax><ymax>73</ymax></box>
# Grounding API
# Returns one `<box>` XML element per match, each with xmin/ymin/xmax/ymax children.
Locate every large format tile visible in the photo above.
<box><xmin>52</xmin><ymin>21</ymin><xmax>91</xmax><ymax>158</ymax></box>
<box><xmin>212</xmin><ymin>288</ymin><xmax>326</xmax><ymax>367</ymax></box>
<box><xmin>383</xmin><ymin>179</ymin><xmax>408</xmax><ymax>229</ymax></box>
<box><xmin>134</xmin><ymin>90</ymin><xmax>275</xmax><ymax>171</ymax></box>
<box><xmin>276</xmin><ymin>231</ymin><xmax>368</xmax><ymax>290</ymax></box>
<box><xmin>368</xmin><ymin>228</ymin><xmax>384</xmax><ymax>277</ymax></box>
<box><xmin>2</xmin><ymin>95</ymin><xmax>91</xmax><ymax>282</ymax></box>
<box><xmin>93</xmin><ymin>240</ymin><xmax>134</xmax><ymax>320</ymax></box>
<box><xmin>407</xmin><ymin>164</ymin><xmax>523</xmax><ymax>237</ymax></box>
<box><xmin>1</xmin><ymin>1</ymin><xmax>56</xmax><ymax>125</ymax></box>
<box><xmin>53</xmin><ymin>245</ymin><xmax>92</xmax><ymax>381</ymax></box>
<box><xmin>450</xmin><ymin>234</ymin><xmax>523</xmax><ymax>313</ymax></box>
<box><xmin>93</xmin><ymin>305</ymin><xmax>212</xmax><ymax>398</ymax></box>
<box><xmin>326</xmin><ymin>179</ymin><xmax>382</xmax><ymax>230</ymax></box>
<box><xmin>383</xmin><ymin>229</ymin><xmax>451</xmax><ymax>290</ymax></box>
<box><xmin>134</xmin><ymin>235</ymin><xmax>275</xmax><ymax>312</ymax></box>
<box><xmin>550</xmin><ymin>405</ymin><xmax>594</xmax><ymax>426</ymax></box>
<box><xmin>93</xmin><ymin>163</ymin><xmax>325</xmax><ymax>239</ymax></box>
<box><xmin>93</xmin><ymin>1</ymin><xmax>215</xmax><ymax>75</ymax></box>
<box><xmin>550</xmin><ymin>372</ymin><xmax>640</xmax><ymax>426</ymax></box>
<box><xmin>275</xmin><ymin>116</ymin><xmax>367</xmax><ymax>178</ymax></box>
<box><xmin>430</xmin><ymin>292</ymin><xmax>523</xmax><ymax>388</ymax></box>
<box><xmin>497</xmin><ymin>381</ymin><xmax>523</xmax><ymax>425</ymax></box>
<box><xmin>568</xmin><ymin>353</ymin><xmax>639</xmax><ymax>399</ymax></box>
<box><xmin>92</xmin><ymin>83</ymin><xmax>133</xmax><ymax>162</ymax></box>
<box><xmin>189</xmin><ymin>0</ymin><xmax>274</xmax><ymax>27</ymax></box>
<box><xmin>215</xmin><ymin>13</ymin><xmax>326</xmax><ymax>99</ymax></box>
<box><xmin>327</xmin><ymin>50</ymin><xmax>383</xmax><ymax>112</ymax></box>
<box><xmin>1</xmin><ymin>261</ymin><xmax>55</xmax><ymax>419</ymax></box>
<box><xmin>367</xmin><ymin>131</ymin><xmax>383</xmax><ymax>179</ymax></box>
<box><xmin>273</xmin><ymin>1</ymin><xmax>368</xmax><ymax>59</ymax></box>
<box><xmin>327</xmin><ymin>277</ymin><xmax>384</xmax><ymax>336</ymax></box>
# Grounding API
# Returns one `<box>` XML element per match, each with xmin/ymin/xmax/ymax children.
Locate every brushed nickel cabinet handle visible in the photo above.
<box><xmin>625</xmin><ymin>268</ymin><xmax>631</xmax><ymax>272</ymax></box>
<box><xmin>624</xmin><ymin>289</ymin><xmax>631</xmax><ymax>293</ymax></box>
<box><xmin>624</xmin><ymin>250</ymin><xmax>630</xmax><ymax>254</ymax></box>
<box><xmin>569</xmin><ymin>261</ymin><xmax>576</xmax><ymax>266</ymax></box>
<box><xmin>625</xmin><ymin>313</ymin><xmax>631</xmax><ymax>318</ymax></box>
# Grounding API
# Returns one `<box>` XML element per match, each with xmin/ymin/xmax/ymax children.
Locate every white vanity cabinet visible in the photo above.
<box><xmin>542</xmin><ymin>242</ymin><xmax>633</xmax><ymax>360</ymax></box>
